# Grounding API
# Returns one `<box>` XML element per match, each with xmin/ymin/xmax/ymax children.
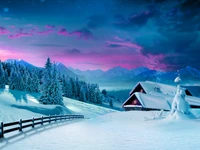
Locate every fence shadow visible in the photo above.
<box><xmin>0</xmin><ymin>119</ymin><xmax>83</xmax><ymax>149</ymax></box>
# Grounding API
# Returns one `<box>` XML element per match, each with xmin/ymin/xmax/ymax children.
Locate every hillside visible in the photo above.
<box><xmin>0</xmin><ymin>86</ymin><xmax>116</xmax><ymax>122</ymax></box>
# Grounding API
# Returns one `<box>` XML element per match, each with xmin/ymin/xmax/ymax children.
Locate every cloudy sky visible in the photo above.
<box><xmin>0</xmin><ymin>0</ymin><xmax>199</xmax><ymax>71</ymax></box>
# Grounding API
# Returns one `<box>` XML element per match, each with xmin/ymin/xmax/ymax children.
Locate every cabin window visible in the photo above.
<box><xmin>131</xmin><ymin>99</ymin><xmax>138</xmax><ymax>105</ymax></box>
<box><xmin>140</xmin><ymin>89</ymin><xmax>144</xmax><ymax>93</ymax></box>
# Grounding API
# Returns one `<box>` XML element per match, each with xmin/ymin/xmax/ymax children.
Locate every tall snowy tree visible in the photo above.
<box><xmin>9</xmin><ymin>64</ymin><xmax>24</xmax><ymax>91</ymax></box>
<box><xmin>31</xmin><ymin>69</ymin><xmax>40</xmax><ymax>93</ymax></box>
<box><xmin>39</xmin><ymin>58</ymin><xmax>64</xmax><ymax>106</ymax></box>
<box><xmin>0</xmin><ymin>61</ymin><xmax>6</xmax><ymax>88</ymax></box>
<box><xmin>49</xmin><ymin>64</ymin><xmax>64</xmax><ymax>105</ymax></box>
<box><xmin>95</xmin><ymin>85</ymin><xmax>102</xmax><ymax>104</ymax></box>
<box><xmin>62</xmin><ymin>75</ymin><xmax>72</xmax><ymax>98</ymax></box>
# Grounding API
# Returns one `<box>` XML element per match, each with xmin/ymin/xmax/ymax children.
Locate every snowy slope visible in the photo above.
<box><xmin>2</xmin><ymin>110</ymin><xmax>200</xmax><ymax>150</ymax></box>
<box><xmin>0</xmin><ymin>86</ymin><xmax>116</xmax><ymax>122</ymax></box>
<box><xmin>0</xmin><ymin>86</ymin><xmax>72</xmax><ymax>122</ymax></box>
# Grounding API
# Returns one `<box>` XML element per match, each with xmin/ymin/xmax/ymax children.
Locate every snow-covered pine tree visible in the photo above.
<box><xmin>39</xmin><ymin>58</ymin><xmax>64</xmax><ymax>106</ymax></box>
<box><xmin>89</xmin><ymin>84</ymin><xmax>96</xmax><ymax>103</ymax></box>
<box><xmin>70</xmin><ymin>78</ymin><xmax>77</xmax><ymax>98</ymax></box>
<box><xmin>62</xmin><ymin>75</ymin><xmax>72</xmax><ymax>98</ymax></box>
<box><xmin>168</xmin><ymin>74</ymin><xmax>196</xmax><ymax>119</ymax></box>
<box><xmin>39</xmin><ymin>57</ymin><xmax>53</xmax><ymax>105</ymax></box>
<box><xmin>95</xmin><ymin>84</ymin><xmax>102</xmax><ymax>104</ymax></box>
<box><xmin>4</xmin><ymin>69</ymin><xmax>9</xmax><ymax>85</ymax></box>
<box><xmin>0</xmin><ymin>61</ymin><xmax>6</xmax><ymax>88</ymax></box>
<box><xmin>25</xmin><ymin>70</ymin><xmax>33</xmax><ymax>92</ymax></box>
<box><xmin>31</xmin><ymin>69</ymin><xmax>40</xmax><ymax>93</ymax></box>
<box><xmin>50</xmin><ymin>64</ymin><xmax>64</xmax><ymax>105</ymax></box>
<box><xmin>79</xmin><ymin>85</ymin><xmax>86</xmax><ymax>102</ymax></box>
<box><xmin>9</xmin><ymin>67</ymin><xmax>18</xmax><ymax>90</ymax></box>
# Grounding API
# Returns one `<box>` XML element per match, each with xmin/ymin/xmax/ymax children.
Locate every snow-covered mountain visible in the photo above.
<box><xmin>69</xmin><ymin>68</ymin><xmax>104</xmax><ymax>80</ymax></box>
<box><xmin>55</xmin><ymin>62</ymin><xmax>85</xmax><ymax>79</ymax></box>
<box><xmin>4</xmin><ymin>59</ymin><xmax>200</xmax><ymax>86</ymax></box>
<box><xmin>5</xmin><ymin>59</ymin><xmax>38</xmax><ymax>69</ymax></box>
<box><xmin>70</xmin><ymin>66</ymin><xmax>200</xmax><ymax>86</ymax></box>
<box><xmin>4</xmin><ymin>59</ymin><xmax>84</xmax><ymax>80</ymax></box>
<box><xmin>130</xmin><ymin>66</ymin><xmax>149</xmax><ymax>76</ymax></box>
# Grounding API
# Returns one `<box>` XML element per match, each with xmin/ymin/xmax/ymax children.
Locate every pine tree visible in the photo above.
<box><xmin>62</xmin><ymin>75</ymin><xmax>72</xmax><ymax>98</ymax></box>
<box><xmin>95</xmin><ymin>85</ymin><xmax>102</xmax><ymax>104</ymax></box>
<box><xmin>9</xmin><ymin>67</ymin><xmax>18</xmax><ymax>90</ymax></box>
<box><xmin>39</xmin><ymin>58</ymin><xmax>64</xmax><ymax>106</ymax></box>
<box><xmin>39</xmin><ymin>58</ymin><xmax>53</xmax><ymax>104</ymax></box>
<box><xmin>79</xmin><ymin>85</ymin><xmax>86</xmax><ymax>102</ymax></box>
<box><xmin>50</xmin><ymin>65</ymin><xmax>63</xmax><ymax>105</ymax></box>
<box><xmin>31</xmin><ymin>69</ymin><xmax>40</xmax><ymax>93</ymax></box>
<box><xmin>0</xmin><ymin>61</ymin><xmax>6</xmax><ymax>88</ymax></box>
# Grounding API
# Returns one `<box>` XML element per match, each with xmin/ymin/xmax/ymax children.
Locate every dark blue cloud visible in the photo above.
<box><xmin>87</xmin><ymin>14</ymin><xmax>107</xmax><ymax>29</ymax></box>
<box><xmin>106</xmin><ymin>44</ymin><xmax>122</xmax><ymax>48</ymax></box>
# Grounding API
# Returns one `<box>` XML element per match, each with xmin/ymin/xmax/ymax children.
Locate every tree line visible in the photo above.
<box><xmin>0</xmin><ymin>58</ymin><xmax>102</xmax><ymax>106</ymax></box>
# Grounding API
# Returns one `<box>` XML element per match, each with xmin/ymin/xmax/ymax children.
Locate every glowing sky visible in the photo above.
<box><xmin>0</xmin><ymin>0</ymin><xmax>200</xmax><ymax>71</ymax></box>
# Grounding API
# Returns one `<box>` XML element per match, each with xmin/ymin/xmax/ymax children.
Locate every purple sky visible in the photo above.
<box><xmin>0</xmin><ymin>0</ymin><xmax>200</xmax><ymax>71</ymax></box>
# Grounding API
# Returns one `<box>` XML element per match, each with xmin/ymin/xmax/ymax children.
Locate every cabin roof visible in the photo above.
<box><xmin>123</xmin><ymin>92</ymin><xmax>171</xmax><ymax>110</ymax></box>
<box><xmin>129</xmin><ymin>81</ymin><xmax>177</xmax><ymax>96</ymax></box>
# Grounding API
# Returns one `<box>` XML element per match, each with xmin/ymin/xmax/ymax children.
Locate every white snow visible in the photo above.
<box><xmin>174</xmin><ymin>76</ymin><xmax>181</xmax><ymax>83</ymax></box>
<box><xmin>0</xmin><ymin>86</ymin><xmax>115</xmax><ymax>122</ymax></box>
<box><xmin>1</xmin><ymin>86</ymin><xmax>200</xmax><ymax>150</ymax></box>
<box><xmin>1</xmin><ymin>111</ymin><xmax>200</xmax><ymax>150</ymax></box>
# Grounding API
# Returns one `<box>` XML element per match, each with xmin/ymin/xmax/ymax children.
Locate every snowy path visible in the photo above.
<box><xmin>2</xmin><ymin>111</ymin><xmax>200</xmax><ymax>150</ymax></box>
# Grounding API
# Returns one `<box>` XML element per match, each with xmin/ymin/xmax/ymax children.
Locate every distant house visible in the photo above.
<box><xmin>122</xmin><ymin>81</ymin><xmax>200</xmax><ymax>111</ymax></box>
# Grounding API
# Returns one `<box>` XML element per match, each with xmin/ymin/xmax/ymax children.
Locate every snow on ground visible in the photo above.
<box><xmin>0</xmin><ymin>86</ymin><xmax>116</xmax><ymax>122</ymax></box>
<box><xmin>1</xmin><ymin>110</ymin><xmax>200</xmax><ymax>150</ymax></box>
<box><xmin>0</xmin><ymin>86</ymin><xmax>72</xmax><ymax>122</ymax></box>
<box><xmin>63</xmin><ymin>97</ymin><xmax>116</xmax><ymax>118</ymax></box>
<box><xmin>2</xmin><ymin>86</ymin><xmax>200</xmax><ymax>150</ymax></box>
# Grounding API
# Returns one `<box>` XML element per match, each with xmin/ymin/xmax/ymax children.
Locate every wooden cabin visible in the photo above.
<box><xmin>122</xmin><ymin>81</ymin><xmax>200</xmax><ymax>111</ymax></box>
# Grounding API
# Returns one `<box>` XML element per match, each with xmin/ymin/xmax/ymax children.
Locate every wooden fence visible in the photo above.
<box><xmin>0</xmin><ymin>114</ymin><xmax>84</xmax><ymax>138</ymax></box>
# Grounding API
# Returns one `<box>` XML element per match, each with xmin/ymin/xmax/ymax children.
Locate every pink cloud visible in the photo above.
<box><xmin>106</xmin><ymin>40</ymin><xmax>142</xmax><ymax>50</ymax></box>
<box><xmin>0</xmin><ymin>26</ymin><xmax>9</xmax><ymax>35</ymax></box>
<box><xmin>8</xmin><ymin>33</ymin><xmax>33</xmax><ymax>39</ymax></box>
<box><xmin>57</xmin><ymin>28</ymin><xmax>68</xmax><ymax>36</ymax></box>
<box><xmin>36</xmin><ymin>30</ymin><xmax>54</xmax><ymax>35</ymax></box>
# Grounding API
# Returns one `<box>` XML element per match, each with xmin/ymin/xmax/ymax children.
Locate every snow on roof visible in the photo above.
<box><xmin>123</xmin><ymin>90</ymin><xmax>200</xmax><ymax>110</ymax></box>
<box><xmin>129</xmin><ymin>81</ymin><xmax>177</xmax><ymax>96</ymax></box>
<box><xmin>135</xmin><ymin>92</ymin><xmax>171</xmax><ymax>110</ymax></box>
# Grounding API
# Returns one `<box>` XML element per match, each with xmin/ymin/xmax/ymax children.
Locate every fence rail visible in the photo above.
<box><xmin>0</xmin><ymin>114</ymin><xmax>84</xmax><ymax>138</ymax></box>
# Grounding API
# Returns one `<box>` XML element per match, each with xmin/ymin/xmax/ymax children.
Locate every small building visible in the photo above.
<box><xmin>122</xmin><ymin>81</ymin><xmax>200</xmax><ymax>111</ymax></box>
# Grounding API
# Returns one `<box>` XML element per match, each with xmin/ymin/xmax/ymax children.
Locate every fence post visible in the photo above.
<box><xmin>49</xmin><ymin>115</ymin><xmax>51</xmax><ymax>123</ymax></box>
<box><xmin>55</xmin><ymin>115</ymin><xmax>57</xmax><ymax>122</ymax></box>
<box><xmin>41</xmin><ymin>116</ymin><xmax>43</xmax><ymax>125</ymax></box>
<box><xmin>19</xmin><ymin>119</ymin><xmax>22</xmax><ymax>131</ymax></box>
<box><xmin>0</xmin><ymin>122</ymin><xmax>4</xmax><ymax>138</ymax></box>
<box><xmin>32</xmin><ymin>117</ymin><xmax>34</xmax><ymax>128</ymax></box>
